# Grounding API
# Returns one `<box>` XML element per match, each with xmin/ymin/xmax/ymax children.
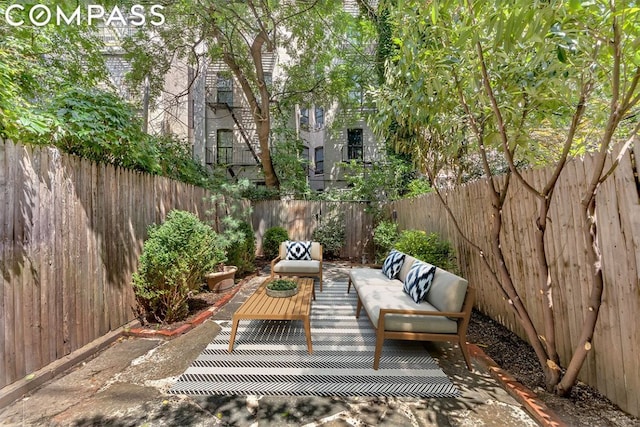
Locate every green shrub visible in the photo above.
<box><xmin>226</xmin><ymin>220</ymin><xmax>256</xmax><ymax>275</ymax></box>
<box><xmin>394</xmin><ymin>229</ymin><xmax>457</xmax><ymax>272</ymax></box>
<box><xmin>132</xmin><ymin>210</ymin><xmax>225</xmax><ymax>324</ymax></box>
<box><xmin>312</xmin><ymin>213</ymin><xmax>345</xmax><ymax>259</ymax></box>
<box><xmin>263</xmin><ymin>226</ymin><xmax>289</xmax><ymax>259</ymax></box>
<box><xmin>373</xmin><ymin>220</ymin><xmax>400</xmax><ymax>263</ymax></box>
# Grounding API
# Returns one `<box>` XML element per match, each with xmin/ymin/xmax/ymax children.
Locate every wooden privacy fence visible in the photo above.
<box><xmin>388</xmin><ymin>143</ymin><xmax>640</xmax><ymax>417</ymax></box>
<box><xmin>252</xmin><ymin>200</ymin><xmax>374</xmax><ymax>261</ymax></box>
<box><xmin>0</xmin><ymin>140</ymin><xmax>214</xmax><ymax>391</ymax></box>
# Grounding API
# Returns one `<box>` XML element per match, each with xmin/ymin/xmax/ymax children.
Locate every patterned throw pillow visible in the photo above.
<box><xmin>286</xmin><ymin>241</ymin><xmax>312</xmax><ymax>260</ymax></box>
<box><xmin>403</xmin><ymin>261</ymin><xmax>437</xmax><ymax>304</ymax></box>
<box><xmin>382</xmin><ymin>249</ymin><xmax>406</xmax><ymax>279</ymax></box>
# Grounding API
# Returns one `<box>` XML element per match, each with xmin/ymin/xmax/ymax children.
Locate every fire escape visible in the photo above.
<box><xmin>205</xmin><ymin>72</ymin><xmax>261</xmax><ymax>179</ymax></box>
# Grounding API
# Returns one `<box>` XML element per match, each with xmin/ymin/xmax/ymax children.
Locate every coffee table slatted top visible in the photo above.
<box><xmin>228</xmin><ymin>277</ymin><xmax>315</xmax><ymax>353</ymax></box>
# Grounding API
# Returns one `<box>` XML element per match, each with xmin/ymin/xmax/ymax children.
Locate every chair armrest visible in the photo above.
<box><xmin>270</xmin><ymin>255</ymin><xmax>282</xmax><ymax>271</ymax></box>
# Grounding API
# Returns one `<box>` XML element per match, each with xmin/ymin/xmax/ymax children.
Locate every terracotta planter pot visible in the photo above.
<box><xmin>205</xmin><ymin>266</ymin><xmax>237</xmax><ymax>292</ymax></box>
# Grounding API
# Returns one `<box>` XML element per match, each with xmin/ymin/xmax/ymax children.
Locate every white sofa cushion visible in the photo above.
<box><xmin>349</xmin><ymin>267</ymin><xmax>403</xmax><ymax>288</ymax></box>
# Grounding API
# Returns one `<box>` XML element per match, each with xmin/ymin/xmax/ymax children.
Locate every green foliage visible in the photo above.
<box><xmin>132</xmin><ymin>210</ymin><xmax>226</xmax><ymax>324</ymax></box>
<box><xmin>209</xmin><ymin>179</ymin><xmax>255</xmax><ymax>270</ymax></box>
<box><xmin>373</xmin><ymin>220</ymin><xmax>400</xmax><ymax>263</ymax></box>
<box><xmin>225</xmin><ymin>220</ymin><xmax>256</xmax><ymax>276</ymax></box>
<box><xmin>263</xmin><ymin>226</ymin><xmax>289</xmax><ymax>260</ymax></box>
<box><xmin>312</xmin><ymin>213</ymin><xmax>345</xmax><ymax>260</ymax></box>
<box><xmin>47</xmin><ymin>87</ymin><xmax>157</xmax><ymax>169</ymax></box>
<box><xmin>320</xmin><ymin>153</ymin><xmax>416</xmax><ymax>219</ymax></box>
<box><xmin>266</xmin><ymin>279</ymin><xmax>297</xmax><ymax>291</ymax></box>
<box><xmin>0</xmin><ymin>12</ymin><xmax>106</xmax><ymax>140</ymax></box>
<box><xmin>406</xmin><ymin>178</ymin><xmax>433</xmax><ymax>198</ymax></box>
<box><xmin>241</xmin><ymin>185</ymin><xmax>281</xmax><ymax>201</ymax></box>
<box><xmin>393</xmin><ymin>230</ymin><xmax>456</xmax><ymax>273</ymax></box>
<box><xmin>270</xmin><ymin>126</ymin><xmax>311</xmax><ymax>198</ymax></box>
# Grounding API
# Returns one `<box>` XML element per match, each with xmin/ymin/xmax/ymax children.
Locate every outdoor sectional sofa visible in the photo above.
<box><xmin>348</xmin><ymin>251</ymin><xmax>475</xmax><ymax>370</ymax></box>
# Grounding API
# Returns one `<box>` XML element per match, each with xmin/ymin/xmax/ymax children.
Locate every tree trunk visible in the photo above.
<box><xmin>534</xmin><ymin>198</ymin><xmax>562</xmax><ymax>390</ymax></box>
<box><xmin>556</xmin><ymin>197</ymin><xmax>604</xmax><ymax>396</ymax></box>
<box><xmin>256</xmin><ymin>119</ymin><xmax>279</xmax><ymax>188</ymax></box>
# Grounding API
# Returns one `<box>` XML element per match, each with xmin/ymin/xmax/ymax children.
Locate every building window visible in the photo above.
<box><xmin>205</xmin><ymin>141</ymin><xmax>214</xmax><ymax>165</ymax></box>
<box><xmin>314</xmin><ymin>107</ymin><xmax>324</xmax><ymax>128</ymax></box>
<box><xmin>347</xmin><ymin>128</ymin><xmax>363</xmax><ymax>161</ymax></box>
<box><xmin>315</xmin><ymin>147</ymin><xmax>324</xmax><ymax>174</ymax></box>
<box><xmin>263</xmin><ymin>71</ymin><xmax>272</xmax><ymax>87</ymax></box>
<box><xmin>217</xmin><ymin>129</ymin><xmax>233</xmax><ymax>164</ymax></box>
<box><xmin>302</xmin><ymin>146</ymin><xmax>309</xmax><ymax>174</ymax></box>
<box><xmin>216</xmin><ymin>74</ymin><xmax>233</xmax><ymax>105</ymax></box>
<box><xmin>300</xmin><ymin>107</ymin><xmax>309</xmax><ymax>129</ymax></box>
<box><xmin>348</xmin><ymin>83</ymin><xmax>363</xmax><ymax>108</ymax></box>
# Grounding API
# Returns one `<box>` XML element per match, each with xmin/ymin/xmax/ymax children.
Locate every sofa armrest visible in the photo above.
<box><xmin>270</xmin><ymin>255</ymin><xmax>282</xmax><ymax>277</ymax></box>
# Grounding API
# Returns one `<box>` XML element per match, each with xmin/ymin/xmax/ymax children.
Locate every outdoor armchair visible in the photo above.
<box><xmin>270</xmin><ymin>241</ymin><xmax>323</xmax><ymax>292</ymax></box>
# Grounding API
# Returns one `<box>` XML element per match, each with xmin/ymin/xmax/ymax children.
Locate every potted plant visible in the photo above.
<box><xmin>265</xmin><ymin>279</ymin><xmax>298</xmax><ymax>298</ymax></box>
<box><xmin>205</xmin><ymin>263</ymin><xmax>238</xmax><ymax>292</ymax></box>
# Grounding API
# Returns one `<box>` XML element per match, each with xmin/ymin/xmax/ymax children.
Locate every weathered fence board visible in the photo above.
<box><xmin>0</xmin><ymin>140</ymin><xmax>214</xmax><ymax>391</ymax></box>
<box><xmin>388</xmin><ymin>145</ymin><xmax>640</xmax><ymax>417</ymax></box>
<box><xmin>251</xmin><ymin>200</ymin><xmax>374</xmax><ymax>261</ymax></box>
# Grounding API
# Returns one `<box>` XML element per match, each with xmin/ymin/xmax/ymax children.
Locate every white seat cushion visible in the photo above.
<box><xmin>273</xmin><ymin>260</ymin><xmax>321</xmax><ymax>274</ymax></box>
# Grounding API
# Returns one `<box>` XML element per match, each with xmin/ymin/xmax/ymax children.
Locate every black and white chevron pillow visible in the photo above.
<box><xmin>382</xmin><ymin>249</ymin><xmax>405</xmax><ymax>279</ymax></box>
<box><xmin>286</xmin><ymin>241</ymin><xmax>312</xmax><ymax>260</ymax></box>
<box><xmin>403</xmin><ymin>261</ymin><xmax>437</xmax><ymax>304</ymax></box>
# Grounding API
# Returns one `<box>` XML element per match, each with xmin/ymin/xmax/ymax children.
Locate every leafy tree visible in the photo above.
<box><xmin>371</xmin><ymin>0</ymin><xmax>640</xmax><ymax>396</ymax></box>
<box><xmin>0</xmin><ymin>2</ymin><xmax>107</xmax><ymax>139</ymax></box>
<box><xmin>125</xmin><ymin>0</ymin><xmax>359</xmax><ymax>189</ymax></box>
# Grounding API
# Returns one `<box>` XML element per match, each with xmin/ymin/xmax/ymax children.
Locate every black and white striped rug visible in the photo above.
<box><xmin>169</xmin><ymin>281</ymin><xmax>459</xmax><ymax>398</ymax></box>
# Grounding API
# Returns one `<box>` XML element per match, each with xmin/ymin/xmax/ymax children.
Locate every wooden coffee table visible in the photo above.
<box><xmin>228</xmin><ymin>277</ymin><xmax>315</xmax><ymax>353</ymax></box>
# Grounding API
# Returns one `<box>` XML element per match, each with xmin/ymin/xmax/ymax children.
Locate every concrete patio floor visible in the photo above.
<box><xmin>0</xmin><ymin>264</ymin><xmax>549</xmax><ymax>426</ymax></box>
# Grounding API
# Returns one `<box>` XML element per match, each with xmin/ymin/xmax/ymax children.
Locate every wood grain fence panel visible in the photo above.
<box><xmin>96</xmin><ymin>162</ymin><xmax>108</xmax><ymax>337</ymax></box>
<box><xmin>12</xmin><ymin>145</ymin><xmax>26</xmax><ymax>383</ymax></box>
<box><xmin>52</xmin><ymin>150</ymin><xmax>64</xmax><ymax>360</ymax></box>
<box><xmin>595</xmin><ymin>165</ymin><xmax>623</xmax><ymax>406</ymax></box>
<box><xmin>251</xmin><ymin>200</ymin><xmax>373</xmax><ymax>260</ymax></box>
<box><xmin>623</xmin><ymin>140</ymin><xmax>640</xmax><ymax>415</ymax></box>
<box><xmin>2</xmin><ymin>141</ymin><xmax>17</xmax><ymax>385</ymax></box>
<box><xmin>24</xmin><ymin>146</ymin><xmax>40</xmax><ymax>374</ymax></box>
<box><xmin>0</xmin><ymin>141</ymin><xmax>7</xmax><ymax>387</ymax></box>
